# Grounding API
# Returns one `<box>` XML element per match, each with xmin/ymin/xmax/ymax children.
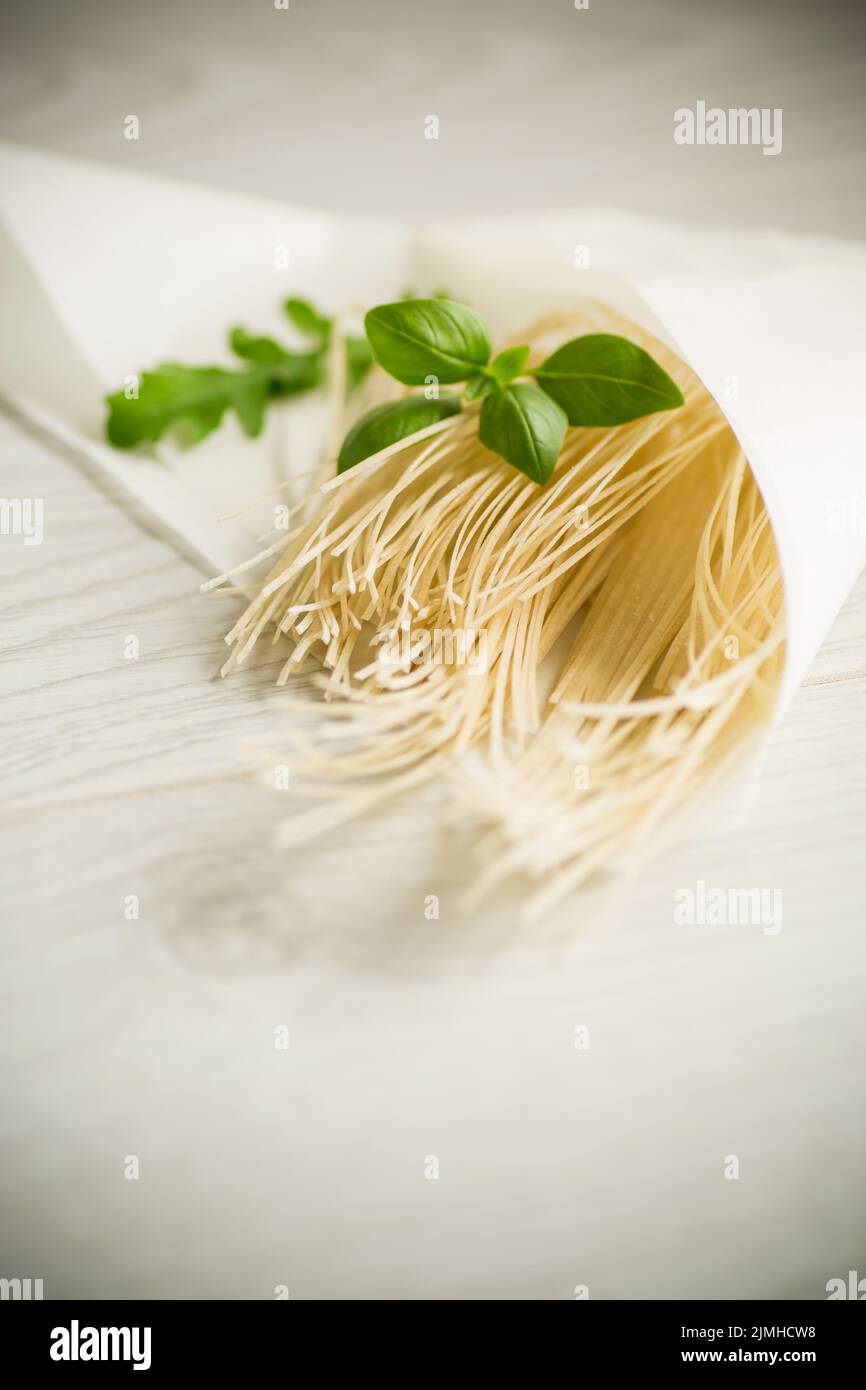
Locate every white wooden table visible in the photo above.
<box><xmin>1</xmin><ymin>0</ymin><xmax>864</xmax><ymax>1300</ymax></box>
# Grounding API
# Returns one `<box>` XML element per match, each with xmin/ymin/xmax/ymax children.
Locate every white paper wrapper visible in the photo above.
<box><xmin>2</xmin><ymin>142</ymin><xmax>865</xmax><ymax>708</ymax></box>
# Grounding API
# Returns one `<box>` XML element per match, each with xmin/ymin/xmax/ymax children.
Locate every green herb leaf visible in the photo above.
<box><xmin>533</xmin><ymin>333</ymin><xmax>684</xmax><ymax>426</ymax></box>
<box><xmin>478</xmin><ymin>382</ymin><xmax>567</xmax><ymax>485</ymax></box>
<box><xmin>230</xmin><ymin>326</ymin><xmax>294</xmax><ymax>367</ymax></box>
<box><xmin>337</xmin><ymin>394</ymin><xmax>462</xmax><ymax>474</ymax></box>
<box><xmin>229</xmin><ymin>327</ymin><xmax>321</xmax><ymax>396</ymax></box>
<box><xmin>464</xmin><ymin>372</ymin><xmax>497</xmax><ymax>402</ymax></box>
<box><xmin>398</xmin><ymin>287</ymin><xmax>453</xmax><ymax>301</ymax></box>
<box><xmin>283</xmin><ymin>296</ymin><xmax>331</xmax><ymax>344</ymax></box>
<box><xmin>105</xmin><ymin>363</ymin><xmax>272</xmax><ymax>449</ymax></box>
<box><xmin>489</xmin><ymin>344</ymin><xmax>531</xmax><ymax>385</ymax></box>
<box><xmin>346</xmin><ymin>335</ymin><xmax>374</xmax><ymax>394</ymax></box>
<box><xmin>107</xmin><ymin>292</ymin><xmax>377</xmax><ymax>452</ymax></box>
<box><xmin>284</xmin><ymin>301</ymin><xmax>372</xmax><ymax>394</ymax></box>
<box><xmin>364</xmin><ymin>298</ymin><xmax>491</xmax><ymax>385</ymax></box>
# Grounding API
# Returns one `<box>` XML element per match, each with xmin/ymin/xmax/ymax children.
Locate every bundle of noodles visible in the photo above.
<box><xmin>207</xmin><ymin>305</ymin><xmax>785</xmax><ymax>914</ymax></box>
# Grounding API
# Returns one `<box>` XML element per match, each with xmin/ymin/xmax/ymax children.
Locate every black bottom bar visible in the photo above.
<box><xmin>3</xmin><ymin>1298</ymin><xmax>862</xmax><ymax>1374</ymax></box>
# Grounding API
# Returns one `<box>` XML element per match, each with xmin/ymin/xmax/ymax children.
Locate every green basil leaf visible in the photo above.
<box><xmin>337</xmin><ymin>394</ymin><xmax>461</xmax><ymax>474</ymax></box>
<box><xmin>105</xmin><ymin>363</ymin><xmax>271</xmax><ymax>449</ymax></box>
<box><xmin>283</xmin><ymin>296</ymin><xmax>331</xmax><ymax>344</ymax></box>
<box><xmin>364</xmin><ymin>298</ymin><xmax>491</xmax><ymax>385</ymax></box>
<box><xmin>490</xmin><ymin>344</ymin><xmax>530</xmax><ymax>385</ymax></box>
<box><xmin>533</xmin><ymin>333</ymin><xmax>684</xmax><ymax>426</ymax></box>
<box><xmin>464</xmin><ymin>372</ymin><xmax>497</xmax><ymax>402</ymax></box>
<box><xmin>478</xmin><ymin>382</ymin><xmax>567</xmax><ymax>485</ymax></box>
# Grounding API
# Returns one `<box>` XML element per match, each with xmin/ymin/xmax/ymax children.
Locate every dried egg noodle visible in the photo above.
<box><xmin>206</xmin><ymin>306</ymin><xmax>785</xmax><ymax>915</ymax></box>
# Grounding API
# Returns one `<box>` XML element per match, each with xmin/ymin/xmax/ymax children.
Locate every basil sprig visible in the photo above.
<box><xmin>340</xmin><ymin>298</ymin><xmax>684</xmax><ymax>485</ymax></box>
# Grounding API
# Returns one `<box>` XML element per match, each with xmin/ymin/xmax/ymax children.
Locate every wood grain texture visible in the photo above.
<box><xmin>1</xmin><ymin>0</ymin><xmax>865</xmax><ymax>235</ymax></box>
<box><xmin>1</xmin><ymin>0</ymin><xmax>865</xmax><ymax>1300</ymax></box>
<box><xmin>2</xmin><ymin>394</ymin><xmax>865</xmax><ymax>1301</ymax></box>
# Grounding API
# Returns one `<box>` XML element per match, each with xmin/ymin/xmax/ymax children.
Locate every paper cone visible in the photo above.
<box><xmin>1</xmin><ymin>143</ymin><xmax>865</xmax><ymax>706</ymax></box>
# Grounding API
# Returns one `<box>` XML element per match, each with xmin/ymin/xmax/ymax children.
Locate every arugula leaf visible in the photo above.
<box><xmin>478</xmin><ymin>382</ymin><xmax>567</xmax><ymax>485</ymax></box>
<box><xmin>283</xmin><ymin>300</ymin><xmax>372</xmax><ymax>394</ymax></box>
<box><xmin>230</xmin><ymin>327</ymin><xmax>322</xmax><ymax>396</ymax></box>
<box><xmin>533</xmin><ymin>333</ymin><xmax>684</xmax><ymax>426</ymax></box>
<box><xmin>489</xmin><ymin>344</ymin><xmax>531</xmax><ymax>385</ymax></box>
<box><xmin>230</xmin><ymin>326</ymin><xmax>295</xmax><ymax>366</ymax></box>
<box><xmin>365</xmin><ymin>299</ymin><xmax>491</xmax><ymax>385</ymax></box>
<box><xmin>283</xmin><ymin>296</ymin><xmax>331</xmax><ymax>344</ymax></box>
<box><xmin>105</xmin><ymin>363</ymin><xmax>272</xmax><ymax>448</ymax></box>
<box><xmin>106</xmin><ymin>289</ymin><xmax>376</xmax><ymax>451</ymax></box>
<box><xmin>337</xmin><ymin>394</ymin><xmax>461</xmax><ymax>474</ymax></box>
<box><xmin>346</xmin><ymin>335</ymin><xmax>374</xmax><ymax>394</ymax></box>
